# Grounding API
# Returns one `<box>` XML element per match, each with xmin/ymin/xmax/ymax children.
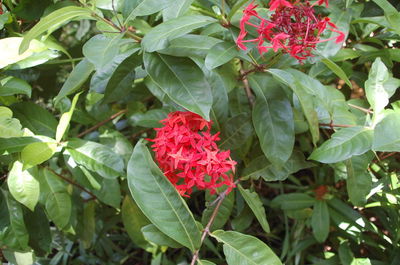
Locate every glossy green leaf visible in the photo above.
<box><xmin>19</xmin><ymin>6</ymin><xmax>94</xmax><ymax>54</ymax></box>
<box><xmin>268</xmin><ymin>69</ymin><xmax>320</xmax><ymax>145</ymax></box>
<box><xmin>129</xmin><ymin>108</ymin><xmax>169</xmax><ymax>128</ymax></box>
<box><xmin>0</xmin><ymin>106</ymin><xmax>23</xmax><ymax>138</ymax></box>
<box><xmin>55</xmin><ymin>59</ymin><xmax>94</xmax><ymax>104</ymax></box>
<box><xmin>0</xmin><ymin>76</ymin><xmax>32</xmax><ymax>97</ymax></box>
<box><xmin>162</xmin><ymin>0</ymin><xmax>194</xmax><ymax>20</ymax></box>
<box><xmin>141</xmin><ymin>15</ymin><xmax>216</xmax><ymax>52</ymax></box>
<box><xmin>250</xmin><ymin>75</ymin><xmax>294</xmax><ymax>164</ymax></box>
<box><xmin>144</xmin><ymin>52</ymin><xmax>212</xmax><ymax>120</ymax></box>
<box><xmin>121</xmin><ymin>196</ymin><xmax>150</xmax><ymax>249</ymax></box>
<box><xmin>43</xmin><ymin>168</ymin><xmax>71</xmax><ymax>229</ymax></box>
<box><xmin>2</xmin><ymin>190</ymin><xmax>29</xmax><ymax>249</ymax></box>
<box><xmin>142</xmin><ymin>224</ymin><xmax>182</xmax><ymax>248</ymax></box>
<box><xmin>238</xmin><ymin>185</ymin><xmax>270</xmax><ymax>233</ymax></box>
<box><xmin>94</xmin><ymin>178</ymin><xmax>121</xmax><ymax>208</ymax></box>
<box><xmin>127</xmin><ymin>140</ymin><xmax>201</xmax><ymax>251</ymax></box>
<box><xmin>220</xmin><ymin>113</ymin><xmax>253</xmax><ymax>150</ymax></box>
<box><xmin>211</xmin><ymin>230</ymin><xmax>283</xmax><ymax>265</ymax></box>
<box><xmin>271</xmin><ymin>193</ymin><xmax>315</xmax><ymax>210</ymax></box>
<box><xmin>0</xmin><ymin>137</ymin><xmax>42</xmax><ymax>154</ymax></box>
<box><xmin>66</xmin><ymin>139</ymin><xmax>125</xmax><ymax>179</ymax></box>
<box><xmin>159</xmin><ymin>34</ymin><xmax>222</xmax><ymax>58</ymax></box>
<box><xmin>123</xmin><ymin>0</ymin><xmax>175</xmax><ymax>23</ymax></box>
<box><xmin>205</xmin><ymin>42</ymin><xmax>239</xmax><ymax>70</ymax></box>
<box><xmin>346</xmin><ymin>153</ymin><xmax>374</xmax><ymax>207</ymax></box>
<box><xmin>103</xmin><ymin>53</ymin><xmax>139</xmax><ymax>103</ymax></box>
<box><xmin>56</xmin><ymin>92</ymin><xmax>81</xmax><ymax>142</ymax></box>
<box><xmin>7</xmin><ymin>161</ymin><xmax>39</xmax><ymax>211</ymax></box>
<box><xmin>365</xmin><ymin>57</ymin><xmax>400</xmax><ymax>117</ymax></box>
<box><xmin>311</xmin><ymin>200</ymin><xmax>330</xmax><ymax>242</ymax></box>
<box><xmin>242</xmin><ymin>151</ymin><xmax>313</xmax><ymax>181</ymax></box>
<box><xmin>372</xmin><ymin>0</ymin><xmax>400</xmax><ymax>36</ymax></box>
<box><xmin>21</xmin><ymin>142</ymin><xmax>57</xmax><ymax>169</ymax></box>
<box><xmin>11</xmin><ymin>102</ymin><xmax>58</xmax><ymax>137</ymax></box>
<box><xmin>372</xmin><ymin>111</ymin><xmax>400</xmax><ymax>151</ymax></box>
<box><xmin>321</xmin><ymin>58</ymin><xmax>352</xmax><ymax>88</ymax></box>
<box><xmin>309</xmin><ymin>126</ymin><xmax>374</xmax><ymax>163</ymax></box>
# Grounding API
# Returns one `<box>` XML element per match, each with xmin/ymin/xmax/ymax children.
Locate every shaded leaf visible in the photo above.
<box><xmin>373</xmin><ymin>111</ymin><xmax>400</xmax><ymax>151</ymax></box>
<box><xmin>123</xmin><ymin>0</ymin><xmax>175</xmax><ymax>22</ymax></box>
<box><xmin>0</xmin><ymin>76</ymin><xmax>32</xmax><ymax>97</ymax></box>
<box><xmin>238</xmin><ymin>185</ymin><xmax>270</xmax><ymax>233</ymax></box>
<box><xmin>202</xmin><ymin>190</ymin><xmax>234</xmax><ymax>231</ymax></box>
<box><xmin>220</xmin><ymin>113</ymin><xmax>253</xmax><ymax>150</ymax></box>
<box><xmin>142</xmin><ymin>224</ymin><xmax>182</xmax><ymax>248</ymax></box>
<box><xmin>311</xmin><ymin>200</ymin><xmax>330</xmax><ymax>242</ymax></box>
<box><xmin>205</xmin><ymin>42</ymin><xmax>239</xmax><ymax>70</ymax></box>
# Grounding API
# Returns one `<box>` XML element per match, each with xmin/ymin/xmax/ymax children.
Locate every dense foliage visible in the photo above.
<box><xmin>1</xmin><ymin>0</ymin><xmax>400</xmax><ymax>264</ymax></box>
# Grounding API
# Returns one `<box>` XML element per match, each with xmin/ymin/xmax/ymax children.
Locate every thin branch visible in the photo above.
<box><xmin>379</xmin><ymin>152</ymin><xmax>397</xmax><ymax>160</ymax></box>
<box><xmin>190</xmin><ymin>180</ymin><xmax>240</xmax><ymax>265</ymax></box>
<box><xmin>319</xmin><ymin>122</ymin><xmax>355</xmax><ymax>129</ymax></box>
<box><xmin>348</xmin><ymin>103</ymin><xmax>373</xmax><ymax>114</ymax></box>
<box><xmin>240</xmin><ymin>61</ymin><xmax>255</xmax><ymax>108</ymax></box>
<box><xmin>77</xmin><ymin>109</ymin><xmax>127</xmax><ymax>138</ymax></box>
<box><xmin>45</xmin><ymin>167</ymin><xmax>97</xmax><ymax>201</ymax></box>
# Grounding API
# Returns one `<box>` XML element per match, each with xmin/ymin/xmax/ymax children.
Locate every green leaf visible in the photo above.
<box><xmin>271</xmin><ymin>193</ymin><xmax>315</xmax><ymax>210</ymax></box>
<box><xmin>141</xmin><ymin>15</ymin><xmax>216</xmax><ymax>52</ymax></box>
<box><xmin>81</xmin><ymin>200</ymin><xmax>96</xmax><ymax>249</ymax></box>
<box><xmin>309</xmin><ymin>126</ymin><xmax>374</xmax><ymax>163</ymax></box>
<box><xmin>143</xmin><ymin>52</ymin><xmax>212</xmax><ymax>120</ymax></box>
<box><xmin>202</xmin><ymin>190</ymin><xmax>234</xmax><ymax>231</ymax></box>
<box><xmin>127</xmin><ymin>140</ymin><xmax>201</xmax><ymax>251</ymax></box>
<box><xmin>242</xmin><ymin>151</ymin><xmax>313</xmax><ymax>181</ymax></box>
<box><xmin>103</xmin><ymin>53</ymin><xmax>139</xmax><ymax>103</ymax></box>
<box><xmin>321</xmin><ymin>58</ymin><xmax>352</xmax><ymax>88</ymax></box>
<box><xmin>162</xmin><ymin>0</ymin><xmax>194</xmax><ymax>20</ymax></box>
<box><xmin>238</xmin><ymin>185</ymin><xmax>270</xmax><ymax>233</ymax></box>
<box><xmin>11</xmin><ymin>102</ymin><xmax>58</xmax><ymax>137</ymax></box>
<box><xmin>2</xmin><ymin>190</ymin><xmax>29</xmax><ymax>249</ymax></box>
<box><xmin>346</xmin><ymin>153</ymin><xmax>374</xmax><ymax>207</ymax></box>
<box><xmin>54</xmin><ymin>59</ymin><xmax>94</xmax><ymax>104</ymax></box>
<box><xmin>372</xmin><ymin>111</ymin><xmax>400</xmax><ymax>151</ymax></box>
<box><xmin>159</xmin><ymin>34</ymin><xmax>222</xmax><ymax>58</ymax></box>
<box><xmin>121</xmin><ymin>196</ymin><xmax>151</xmax><ymax>249</ymax></box>
<box><xmin>129</xmin><ymin>108</ymin><xmax>169</xmax><ymax>128</ymax></box>
<box><xmin>0</xmin><ymin>76</ymin><xmax>32</xmax><ymax>97</ymax></box>
<box><xmin>82</xmin><ymin>34</ymin><xmax>124</xmax><ymax>70</ymax></box>
<box><xmin>220</xmin><ymin>113</ymin><xmax>253</xmax><ymax>150</ymax></box>
<box><xmin>211</xmin><ymin>230</ymin><xmax>282</xmax><ymax>265</ymax></box>
<box><xmin>205</xmin><ymin>42</ymin><xmax>239</xmax><ymax>70</ymax></box>
<box><xmin>142</xmin><ymin>224</ymin><xmax>183</xmax><ymax>248</ymax></box>
<box><xmin>123</xmin><ymin>0</ymin><xmax>175</xmax><ymax>23</ymax></box>
<box><xmin>7</xmin><ymin>161</ymin><xmax>39</xmax><ymax>211</ymax></box>
<box><xmin>42</xmin><ymin>168</ymin><xmax>71</xmax><ymax>229</ymax></box>
<box><xmin>56</xmin><ymin>92</ymin><xmax>81</xmax><ymax>141</ymax></box>
<box><xmin>0</xmin><ymin>137</ymin><xmax>43</xmax><ymax>154</ymax></box>
<box><xmin>66</xmin><ymin>139</ymin><xmax>125</xmax><ymax>179</ymax></box>
<box><xmin>19</xmin><ymin>6</ymin><xmax>94</xmax><ymax>54</ymax></box>
<box><xmin>0</xmin><ymin>106</ymin><xmax>23</xmax><ymax>138</ymax></box>
<box><xmin>21</xmin><ymin>142</ymin><xmax>57</xmax><ymax>170</ymax></box>
<box><xmin>250</xmin><ymin>75</ymin><xmax>294</xmax><ymax>164</ymax></box>
<box><xmin>2</xmin><ymin>251</ymin><xmax>35</xmax><ymax>265</ymax></box>
<box><xmin>372</xmin><ymin>0</ymin><xmax>400</xmax><ymax>36</ymax></box>
<box><xmin>25</xmin><ymin>205</ymin><xmax>52</xmax><ymax>256</ymax></box>
<box><xmin>311</xmin><ymin>200</ymin><xmax>330</xmax><ymax>243</ymax></box>
<box><xmin>94</xmin><ymin>178</ymin><xmax>121</xmax><ymax>209</ymax></box>
<box><xmin>365</xmin><ymin>57</ymin><xmax>400</xmax><ymax>117</ymax></box>
<box><xmin>268</xmin><ymin>69</ymin><xmax>320</xmax><ymax>145</ymax></box>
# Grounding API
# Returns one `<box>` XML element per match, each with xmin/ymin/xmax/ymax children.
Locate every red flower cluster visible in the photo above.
<box><xmin>237</xmin><ymin>0</ymin><xmax>345</xmax><ymax>61</ymax></box>
<box><xmin>149</xmin><ymin>111</ymin><xmax>236</xmax><ymax>197</ymax></box>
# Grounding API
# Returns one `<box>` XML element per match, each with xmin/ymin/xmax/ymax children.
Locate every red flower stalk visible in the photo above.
<box><xmin>237</xmin><ymin>0</ymin><xmax>345</xmax><ymax>62</ymax></box>
<box><xmin>149</xmin><ymin>111</ymin><xmax>236</xmax><ymax>197</ymax></box>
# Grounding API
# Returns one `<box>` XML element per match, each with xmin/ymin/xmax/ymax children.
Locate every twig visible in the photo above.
<box><xmin>240</xmin><ymin>61</ymin><xmax>255</xmax><ymax>108</ymax></box>
<box><xmin>348</xmin><ymin>103</ymin><xmax>373</xmax><ymax>114</ymax></box>
<box><xmin>77</xmin><ymin>109</ymin><xmax>127</xmax><ymax>138</ymax></box>
<box><xmin>45</xmin><ymin>167</ymin><xmax>97</xmax><ymax>201</ymax></box>
<box><xmin>379</xmin><ymin>152</ymin><xmax>397</xmax><ymax>160</ymax></box>
<box><xmin>319</xmin><ymin>122</ymin><xmax>355</xmax><ymax>129</ymax></box>
<box><xmin>190</xmin><ymin>180</ymin><xmax>240</xmax><ymax>265</ymax></box>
